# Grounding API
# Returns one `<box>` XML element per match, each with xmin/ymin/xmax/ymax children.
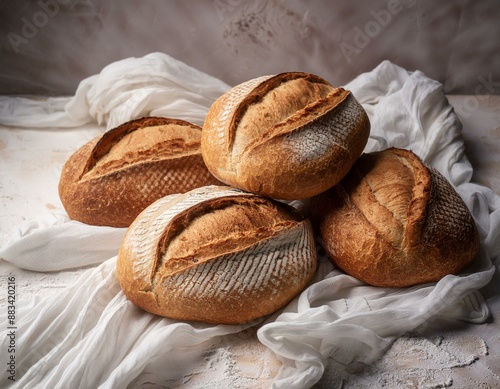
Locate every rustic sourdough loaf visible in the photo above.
<box><xmin>310</xmin><ymin>148</ymin><xmax>480</xmax><ymax>287</ymax></box>
<box><xmin>116</xmin><ymin>185</ymin><xmax>317</xmax><ymax>324</ymax></box>
<box><xmin>59</xmin><ymin>117</ymin><xmax>220</xmax><ymax>227</ymax></box>
<box><xmin>201</xmin><ymin>72</ymin><xmax>370</xmax><ymax>200</ymax></box>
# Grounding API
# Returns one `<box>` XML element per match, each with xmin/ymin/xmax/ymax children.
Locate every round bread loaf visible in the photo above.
<box><xmin>59</xmin><ymin>117</ymin><xmax>220</xmax><ymax>227</ymax></box>
<box><xmin>201</xmin><ymin>72</ymin><xmax>370</xmax><ymax>200</ymax></box>
<box><xmin>310</xmin><ymin>148</ymin><xmax>480</xmax><ymax>288</ymax></box>
<box><xmin>116</xmin><ymin>185</ymin><xmax>317</xmax><ymax>324</ymax></box>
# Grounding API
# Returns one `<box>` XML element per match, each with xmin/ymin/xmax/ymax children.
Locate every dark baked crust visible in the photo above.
<box><xmin>116</xmin><ymin>186</ymin><xmax>317</xmax><ymax>324</ymax></box>
<box><xmin>201</xmin><ymin>72</ymin><xmax>370</xmax><ymax>200</ymax></box>
<box><xmin>59</xmin><ymin>117</ymin><xmax>220</xmax><ymax>227</ymax></box>
<box><xmin>310</xmin><ymin>147</ymin><xmax>480</xmax><ymax>287</ymax></box>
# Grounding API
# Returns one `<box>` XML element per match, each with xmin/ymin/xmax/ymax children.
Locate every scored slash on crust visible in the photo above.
<box><xmin>116</xmin><ymin>185</ymin><xmax>317</xmax><ymax>324</ymax></box>
<box><xmin>201</xmin><ymin>72</ymin><xmax>370</xmax><ymax>199</ymax></box>
<box><xmin>310</xmin><ymin>148</ymin><xmax>480</xmax><ymax>288</ymax></box>
<box><xmin>59</xmin><ymin>116</ymin><xmax>221</xmax><ymax>227</ymax></box>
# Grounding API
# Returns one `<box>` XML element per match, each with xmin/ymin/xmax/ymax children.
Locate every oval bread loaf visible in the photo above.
<box><xmin>310</xmin><ymin>148</ymin><xmax>480</xmax><ymax>288</ymax></box>
<box><xmin>116</xmin><ymin>185</ymin><xmax>317</xmax><ymax>324</ymax></box>
<box><xmin>201</xmin><ymin>72</ymin><xmax>370</xmax><ymax>200</ymax></box>
<box><xmin>58</xmin><ymin>117</ymin><xmax>220</xmax><ymax>227</ymax></box>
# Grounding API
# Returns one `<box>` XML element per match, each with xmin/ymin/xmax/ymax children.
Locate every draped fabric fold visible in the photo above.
<box><xmin>0</xmin><ymin>53</ymin><xmax>497</xmax><ymax>388</ymax></box>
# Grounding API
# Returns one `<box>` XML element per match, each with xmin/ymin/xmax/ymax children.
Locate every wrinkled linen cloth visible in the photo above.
<box><xmin>0</xmin><ymin>53</ymin><xmax>499</xmax><ymax>389</ymax></box>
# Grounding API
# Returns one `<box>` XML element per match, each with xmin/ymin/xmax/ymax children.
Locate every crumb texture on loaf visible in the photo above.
<box><xmin>58</xmin><ymin>117</ymin><xmax>220</xmax><ymax>227</ymax></box>
<box><xmin>117</xmin><ymin>185</ymin><xmax>317</xmax><ymax>324</ymax></box>
<box><xmin>201</xmin><ymin>72</ymin><xmax>370</xmax><ymax>200</ymax></box>
<box><xmin>311</xmin><ymin>148</ymin><xmax>480</xmax><ymax>287</ymax></box>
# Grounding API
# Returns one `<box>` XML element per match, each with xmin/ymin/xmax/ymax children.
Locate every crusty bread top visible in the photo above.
<box><xmin>58</xmin><ymin>116</ymin><xmax>220</xmax><ymax>227</ymax></box>
<box><xmin>205</xmin><ymin>72</ymin><xmax>350</xmax><ymax>165</ymax></box>
<box><xmin>202</xmin><ymin>72</ymin><xmax>370</xmax><ymax>199</ymax></box>
<box><xmin>83</xmin><ymin>117</ymin><xmax>202</xmax><ymax>179</ymax></box>
<box><xmin>345</xmin><ymin>148</ymin><xmax>431</xmax><ymax>249</ymax></box>
<box><xmin>119</xmin><ymin>186</ymin><xmax>305</xmax><ymax>291</ymax></box>
<box><xmin>231</xmin><ymin>73</ymin><xmax>348</xmax><ymax>156</ymax></box>
<box><xmin>160</xmin><ymin>195</ymin><xmax>303</xmax><ymax>276</ymax></box>
<box><xmin>312</xmin><ymin>147</ymin><xmax>480</xmax><ymax>287</ymax></box>
<box><xmin>117</xmin><ymin>185</ymin><xmax>317</xmax><ymax>323</ymax></box>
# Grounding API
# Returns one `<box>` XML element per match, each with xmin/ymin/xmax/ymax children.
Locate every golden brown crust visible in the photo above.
<box><xmin>310</xmin><ymin>148</ymin><xmax>480</xmax><ymax>287</ymax></box>
<box><xmin>201</xmin><ymin>72</ymin><xmax>370</xmax><ymax>200</ymax></box>
<box><xmin>116</xmin><ymin>186</ymin><xmax>317</xmax><ymax>324</ymax></box>
<box><xmin>58</xmin><ymin>117</ymin><xmax>220</xmax><ymax>227</ymax></box>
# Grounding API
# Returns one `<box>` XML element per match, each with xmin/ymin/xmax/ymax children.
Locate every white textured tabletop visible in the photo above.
<box><xmin>1</xmin><ymin>95</ymin><xmax>499</xmax><ymax>388</ymax></box>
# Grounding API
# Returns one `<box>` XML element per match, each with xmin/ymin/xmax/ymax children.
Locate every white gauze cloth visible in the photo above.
<box><xmin>0</xmin><ymin>53</ymin><xmax>499</xmax><ymax>389</ymax></box>
<box><xmin>0</xmin><ymin>52</ymin><xmax>230</xmax><ymax>129</ymax></box>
